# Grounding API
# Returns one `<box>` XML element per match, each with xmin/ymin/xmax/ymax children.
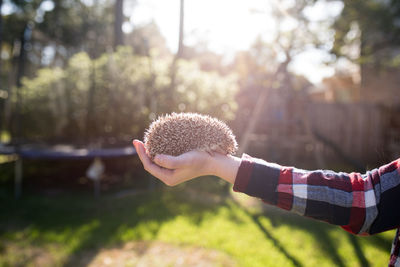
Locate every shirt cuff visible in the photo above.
<box><xmin>232</xmin><ymin>154</ymin><xmax>282</xmax><ymax>206</ymax></box>
<box><xmin>233</xmin><ymin>153</ymin><xmax>254</xmax><ymax>193</ymax></box>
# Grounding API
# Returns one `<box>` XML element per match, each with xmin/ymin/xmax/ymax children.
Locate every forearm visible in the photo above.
<box><xmin>232</xmin><ymin>154</ymin><xmax>400</xmax><ymax>235</ymax></box>
<box><xmin>209</xmin><ymin>154</ymin><xmax>242</xmax><ymax>184</ymax></box>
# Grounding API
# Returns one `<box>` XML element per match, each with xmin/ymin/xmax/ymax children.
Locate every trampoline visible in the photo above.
<box><xmin>0</xmin><ymin>144</ymin><xmax>137</xmax><ymax>198</ymax></box>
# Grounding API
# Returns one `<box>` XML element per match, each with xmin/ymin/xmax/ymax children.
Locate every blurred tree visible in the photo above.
<box><xmin>234</xmin><ymin>0</ymin><xmax>323</xmax><ymax>154</ymax></box>
<box><xmin>0</xmin><ymin>0</ymin><xmax>4</xmax><ymax>138</ymax></box>
<box><xmin>113</xmin><ymin>0</ymin><xmax>124</xmax><ymax>48</ymax></box>
<box><xmin>1</xmin><ymin>0</ymin><xmax>126</xmax><ymax>142</ymax></box>
<box><xmin>177</xmin><ymin>0</ymin><xmax>184</xmax><ymax>57</ymax></box>
<box><xmin>318</xmin><ymin>73</ymin><xmax>360</xmax><ymax>102</ymax></box>
<box><xmin>125</xmin><ymin>22</ymin><xmax>170</xmax><ymax>57</ymax></box>
<box><xmin>1</xmin><ymin>0</ymin><xmax>39</xmax><ymax>139</ymax></box>
<box><xmin>19</xmin><ymin>47</ymin><xmax>238</xmax><ymax>144</ymax></box>
<box><xmin>40</xmin><ymin>0</ymin><xmax>114</xmax><ymax>59</ymax></box>
<box><xmin>168</xmin><ymin>0</ymin><xmax>184</xmax><ymax>108</ymax></box>
<box><xmin>331</xmin><ymin>0</ymin><xmax>400</xmax><ymax>107</ymax></box>
<box><xmin>332</xmin><ymin>0</ymin><xmax>400</xmax><ymax>68</ymax></box>
<box><xmin>181</xmin><ymin>43</ymin><xmax>226</xmax><ymax>74</ymax></box>
<box><xmin>0</xmin><ymin>0</ymin><xmax>3</xmax><ymax>77</ymax></box>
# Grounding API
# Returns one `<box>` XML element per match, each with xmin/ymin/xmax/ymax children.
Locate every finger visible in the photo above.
<box><xmin>132</xmin><ymin>139</ymin><xmax>139</xmax><ymax>151</ymax></box>
<box><xmin>154</xmin><ymin>154</ymin><xmax>186</xmax><ymax>169</ymax></box>
<box><xmin>133</xmin><ymin>140</ymin><xmax>175</xmax><ymax>180</ymax></box>
<box><xmin>133</xmin><ymin>140</ymin><xmax>154</xmax><ymax>169</ymax></box>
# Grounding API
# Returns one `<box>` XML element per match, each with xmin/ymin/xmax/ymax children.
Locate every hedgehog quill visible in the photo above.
<box><xmin>144</xmin><ymin>113</ymin><xmax>238</xmax><ymax>160</ymax></box>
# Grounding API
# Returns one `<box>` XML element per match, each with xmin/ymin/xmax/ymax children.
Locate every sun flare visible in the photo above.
<box><xmin>129</xmin><ymin>0</ymin><xmax>343</xmax><ymax>83</ymax></box>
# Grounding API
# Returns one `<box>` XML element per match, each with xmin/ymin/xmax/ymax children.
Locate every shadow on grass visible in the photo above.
<box><xmin>347</xmin><ymin>234</ymin><xmax>370</xmax><ymax>267</ymax></box>
<box><xmin>231</xmin><ymin>196</ymin><xmax>349</xmax><ymax>267</ymax></box>
<box><xmin>258</xmin><ymin>205</ymin><xmax>350</xmax><ymax>267</ymax></box>
<box><xmin>368</xmin><ymin>233</ymin><xmax>394</xmax><ymax>252</ymax></box>
<box><xmin>0</xmin><ymin>185</ymin><xmax>394</xmax><ymax>267</ymax></box>
<box><xmin>250</xmin><ymin>213</ymin><xmax>303</xmax><ymax>267</ymax></box>
<box><xmin>0</xmin><ymin>186</ymin><xmax>230</xmax><ymax>267</ymax></box>
<box><xmin>246</xmin><ymin>202</ymin><xmax>392</xmax><ymax>267</ymax></box>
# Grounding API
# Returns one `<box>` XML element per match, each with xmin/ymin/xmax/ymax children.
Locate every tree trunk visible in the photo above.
<box><xmin>85</xmin><ymin>61</ymin><xmax>96</xmax><ymax>143</ymax></box>
<box><xmin>177</xmin><ymin>0</ymin><xmax>184</xmax><ymax>57</ymax></box>
<box><xmin>168</xmin><ymin>0</ymin><xmax>184</xmax><ymax>110</ymax></box>
<box><xmin>0</xmin><ymin>0</ymin><xmax>4</xmax><ymax>138</ymax></box>
<box><xmin>85</xmin><ymin>0</ymin><xmax>101</xmax><ymax>143</ymax></box>
<box><xmin>114</xmin><ymin>0</ymin><xmax>124</xmax><ymax>49</ymax></box>
<box><xmin>12</xmin><ymin>24</ymin><xmax>29</xmax><ymax>144</ymax></box>
<box><xmin>0</xmin><ymin>0</ymin><xmax>3</xmax><ymax>79</ymax></box>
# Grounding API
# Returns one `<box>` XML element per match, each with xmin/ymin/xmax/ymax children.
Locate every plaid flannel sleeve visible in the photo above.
<box><xmin>233</xmin><ymin>154</ymin><xmax>400</xmax><ymax>266</ymax></box>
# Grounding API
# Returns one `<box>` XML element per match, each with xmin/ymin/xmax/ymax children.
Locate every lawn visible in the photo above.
<box><xmin>0</xmin><ymin>178</ymin><xmax>395</xmax><ymax>267</ymax></box>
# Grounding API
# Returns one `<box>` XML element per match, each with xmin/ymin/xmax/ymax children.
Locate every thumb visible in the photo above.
<box><xmin>154</xmin><ymin>154</ymin><xmax>185</xmax><ymax>169</ymax></box>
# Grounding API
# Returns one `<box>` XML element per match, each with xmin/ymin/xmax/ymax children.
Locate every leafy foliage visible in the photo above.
<box><xmin>332</xmin><ymin>0</ymin><xmax>400</xmax><ymax>67</ymax></box>
<box><xmin>19</xmin><ymin>47</ymin><xmax>238</xmax><ymax>143</ymax></box>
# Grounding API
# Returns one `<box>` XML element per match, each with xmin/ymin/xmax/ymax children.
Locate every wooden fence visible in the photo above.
<box><xmin>307</xmin><ymin>102</ymin><xmax>387</xmax><ymax>165</ymax></box>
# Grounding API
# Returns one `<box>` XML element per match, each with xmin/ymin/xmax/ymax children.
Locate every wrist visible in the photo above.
<box><xmin>209</xmin><ymin>153</ymin><xmax>242</xmax><ymax>184</ymax></box>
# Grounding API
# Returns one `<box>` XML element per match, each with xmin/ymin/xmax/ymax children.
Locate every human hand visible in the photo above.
<box><xmin>132</xmin><ymin>139</ymin><xmax>241</xmax><ymax>186</ymax></box>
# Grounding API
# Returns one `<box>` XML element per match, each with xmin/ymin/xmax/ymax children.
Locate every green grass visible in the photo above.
<box><xmin>0</xmin><ymin>186</ymin><xmax>395</xmax><ymax>267</ymax></box>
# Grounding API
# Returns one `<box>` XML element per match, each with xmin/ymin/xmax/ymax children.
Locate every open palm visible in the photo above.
<box><xmin>133</xmin><ymin>140</ymin><xmax>214</xmax><ymax>186</ymax></box>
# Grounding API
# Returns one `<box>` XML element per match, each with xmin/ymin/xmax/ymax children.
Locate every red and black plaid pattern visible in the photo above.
<box><xmin>233</xmin><ymin>155</ymin><xmax>400</xmax><ymax>266</ymax></box>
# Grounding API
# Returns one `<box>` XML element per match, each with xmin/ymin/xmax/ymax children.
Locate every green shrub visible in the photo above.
<box><xmin>19</xmin><ymin>47</ymin><xmax>238</xmax><ymax>143</ymax></box>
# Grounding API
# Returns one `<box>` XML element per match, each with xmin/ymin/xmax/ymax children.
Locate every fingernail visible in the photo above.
<box><xmin>133</xmin><ymin>141</ymin><xmax>138</xmax><ymax>149</ymax></box>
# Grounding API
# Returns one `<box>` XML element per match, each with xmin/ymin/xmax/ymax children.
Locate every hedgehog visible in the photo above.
<box><xmin>144</xmin><ymin>113</ymin><xmax>238</xmax><ymax>160</ymax></box>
